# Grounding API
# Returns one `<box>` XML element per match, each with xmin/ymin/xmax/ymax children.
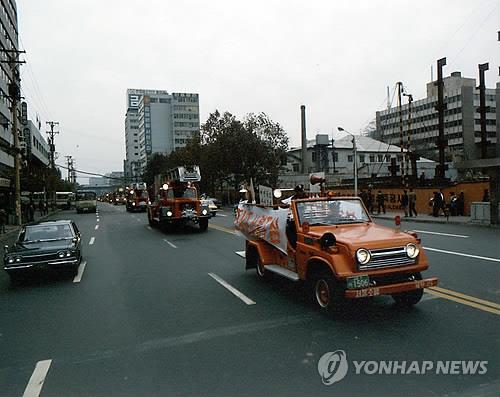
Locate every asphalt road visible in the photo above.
<box><xmin>0</xmin><ymin>203</ymin><xmax>498</xmax><ymax>397</ymax></box>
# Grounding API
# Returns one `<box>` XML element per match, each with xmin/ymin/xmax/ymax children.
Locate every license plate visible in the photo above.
<box><xmin>346</xmin><ymin>275</ymin><xmax>370</xmax><ymax>289</ymax></box>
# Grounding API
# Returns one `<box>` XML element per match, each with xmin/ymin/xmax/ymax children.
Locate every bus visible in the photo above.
<box><xmin>55</xmin><ymin>191</ymin><xmax>74</xmax><ymax>209</ymax></box>
<box><xmin>75</xmin><ymin>190</ymin><xmax>97</xmax><ymax>213</ymax></box>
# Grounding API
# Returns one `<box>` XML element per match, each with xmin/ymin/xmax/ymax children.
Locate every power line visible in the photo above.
<box><xmin>56</xmin><ymin>163</ymin><xmax>124</xmax><ymax>180</ymax></box>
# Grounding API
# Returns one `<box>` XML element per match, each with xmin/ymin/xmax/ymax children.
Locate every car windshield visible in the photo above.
<box><xmin>296</xmin><ymin>199</ymin><xmax>370</xmax><ymax>225</ymax></box>
<box><xmin>21</xmin><ymin>224</ymin><xmax>74</xmax><ymax>242</ymax></box>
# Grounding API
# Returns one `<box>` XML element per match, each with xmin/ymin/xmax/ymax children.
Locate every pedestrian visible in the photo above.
<box><xmin>376</xmin><ymin>190</ymin><xmax>386</xmax><ymax>214</ymax></box>
<box><xmin>359</xmin><ymin>189</ymin><xmax>368</xmax><ymax>209</ymax></box>
<box><xmin>438</xmin><ymin>189</ymin><xmax>446</xmax><ymax>216</ymax></box>
<box><xmin>38</xmin><ymin>199</ymin><xmax>44</xmax><ymax>216</ymax></box>
<box><xmin>28</xmin><ymin>203</ymin><xmax>35</xmax><ymax>222</ymax></box>
<box><xmin>0</xmin><ymin>208</ymin><xmax>6</xmax><ymax>234</ymax></box>
<box><xmin>366</xmin><ymin>189</ymin><xmax>374</xmax><ymax>213</ymax></box>
<box><xmin>400</xmin><ymin>190</ymin><xmax>409</xmax><ymax>217</ymax></box>
<box><xmin>449</xmin><ymin>192</ymin><xmax>458</xmax><ymax>216</ymax></box>
<box><xmin>482</xmin><ymin>189</ymin><xmax>490</xmax><ymax>202</ymax></box>
<box><xmin>44</xmin><ymin>200</ymin><xmax>49</xmax><ymax>215</ymax></box>
<box><xmin>432</xmin><ymin>191</ymin><xmax>441</xmax><ymax>217</ymax></box>
<box><xmin>408</xmin><ymin>188</ymin><xmax>417</xmax><ymax>217</ymax></box>
<box><xmin>457</xmin><ymin>192</ymin><xmax>465</xmax><ymax>216</ymax></box>
<box><xmin>419</xmin><ymin>172</ymin><xmax>425</xmax><ymax>183</ymax></box>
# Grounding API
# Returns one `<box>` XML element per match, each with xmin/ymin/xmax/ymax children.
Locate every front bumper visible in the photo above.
<box><xmin>4</xmin><ymin>258</ymin><xmax>79</xmax><ymax>272</ymax></box>
<box><xmin>345</xmin><ymin>277</ymin><xmax>438</xmax><ymax>299</ymax></box>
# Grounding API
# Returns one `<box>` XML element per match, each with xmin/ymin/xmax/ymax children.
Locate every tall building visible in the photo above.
<box><xmin>0</xmin><ymin>0</ymin><xmax>18</xmax><ymax>176</ymax></box>
<box><xmin>375</xmin><ymin>72</ymin><xmax>498</xmax><ymax>163</ymax></box>
<box><xmin>124</xmin><ymin>89</ymin><xmax>200</xmax><ymax>180</ymax></box>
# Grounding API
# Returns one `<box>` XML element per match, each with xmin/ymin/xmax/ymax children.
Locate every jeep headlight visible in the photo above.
<box><xmin>166</xmin><ymin>211</ymin><xmax>173</xmax><ymax>217</ymax></box>
<box><xmin>406</xmin><ymin>243</ymin><xmax>419</xmax><ymax>259</ymax></box>
<box><xmin>356</xmin><ymin>248</ymin><xmax>371</xmax><ymax>265</ymax></box>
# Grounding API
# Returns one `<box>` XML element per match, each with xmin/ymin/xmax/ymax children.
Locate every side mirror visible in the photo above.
<box><xmin>319</xmin><ymin>232</ymin><xmax>336</xmax><ymax>249</ymax></box>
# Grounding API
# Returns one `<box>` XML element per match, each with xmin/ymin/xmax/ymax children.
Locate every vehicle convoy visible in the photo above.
<box><xmin>113</xmin><ymin>188</ymin><xmax>127</xmax><ymax>205</ymax></box>
<box><xmin>126</xmin><ymin>182</ymin><xmax>148</xmax><ymax>212</ymax></box>
<box><xmin>3</xmin><ymin>220</ymin><xmax>83</xmax><ymax>282</ymax></box>
<box><xmin>235</xmin><ymin>184</ymin><xmax>438</xmax><ymax>313</ymax></box>
<box><xmin>75</xmin><ymin>190</ymin><xmax>97</xmax><ymax>213</ymax></box>
<box><xmin>147</xmin><ymin>166</ymin><xmax>210</xmax><ymax>232</ymax></box>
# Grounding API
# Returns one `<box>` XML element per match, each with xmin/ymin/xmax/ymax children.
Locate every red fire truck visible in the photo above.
<box><xmin>126</xmin><ymin>182</ymin><xmax>148</xmax><ymax>212</ymax></box>
<box><xmin>147</xmin><ymin>166</ymin><xmax>210</xmax><ymax>232</ymax></box>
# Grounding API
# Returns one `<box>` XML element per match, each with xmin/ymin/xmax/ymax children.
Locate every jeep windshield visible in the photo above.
<box><xmin>296</xmin><ymin>199</ymin><xmax>370</xmax><ymax>225</ymax></box>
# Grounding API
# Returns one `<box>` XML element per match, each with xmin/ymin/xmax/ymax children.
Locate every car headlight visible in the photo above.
<box><xmin>202</xmin><ymin>209</ymin><xmax>208</xmax><ymax>216</ymax></box>
<box><xmin>406</xmin><ymin>243</ymin><xmax>419</xmax><ymax>259</ymax></box>
<box><xmin>15</xmin><ymin>256</ymin><xmax>21</xmax><ymax>262</ymax></box>
<box><xmin>132</xmin><ymin>202</ymin><xmax>136</xmax><ymax>206</ymax></box>
<box><xmin>166</xmin><ymin>211</ymin><xmax>173</xmax><ymax>217</ymax></box>
<box><xmin>58</xmin><ymin>251</ymin><xmax>65</xmax><ymax>258</ymax></box>
<box><xmin>6</xmin><ymin>256</ymin><xmax>14</xmax><ymax>264</ymax></box>
<box><xmin>356</xmin><ymin>248</ymin><xmax>371</xmax><ymax>265</ymax></box>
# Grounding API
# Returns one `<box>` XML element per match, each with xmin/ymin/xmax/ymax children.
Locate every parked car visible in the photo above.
<box><xmin>3</xmin><ymin>220</ymin><xmax>83</xmax><ymax>282</ymax></box>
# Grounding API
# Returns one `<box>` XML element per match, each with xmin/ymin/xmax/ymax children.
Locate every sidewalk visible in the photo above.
<box><xmin>0</xmin><ymin>210</ymin><xmax>60</xmax><ymax>245</ymax></box>
<box><xmin>371</xmin><ymin>212</ymin><xmax>498</xmax><ymax>228</ymax></box>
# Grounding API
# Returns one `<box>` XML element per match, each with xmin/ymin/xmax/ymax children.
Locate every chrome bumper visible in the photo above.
<box><xmin>4</xmin><ymin>258</ymin><xmax>79</xmax><ymax>271</ymax></box>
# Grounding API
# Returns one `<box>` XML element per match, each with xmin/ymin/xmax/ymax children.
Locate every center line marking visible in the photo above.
<box><xmin>208</xmin><ymin>272</ymin><xmax>256</xmax><ymax>305</ymax></box>
<box><xmin>73</xmin><ymin>261</ymin><xmax>87</xmax><ymax>283</ymax></box>
<box><xmin>424</xmin><ymin>247</ymin><xmax>500</xmax><ymax>263</ymax></box>
<box><xmin>413</xmin><ymin>230</ymin><xmax>469</xmax><ymax>238</ymax></box>
<box><xmin>163</xmin><ymin>239</ymin><xmax>177</xmax><ymax>248</ymax></box>
<box><xmin>95</xmin><ymin>225</ymin><xmax>99</xmax><ymax>230</ymax></box>
<box><xmin>22</xmin><ymin>359</ymin><xmax>52</xmax><ymax>397</ymax></box>
<box><xmin>235</xmin><ymin>251</ymin><xmax>246</xmax><ymax>258</ymax></box>
<box><xmin>97</xmin><ymin>218</ymin><xmax>100</xmax><ymax>222</ymax></box>
<box><xmin>89</xmin><ymin>237</ymin><xmax>95</xmax><ymax>245</ymax></box>
<box><xmin>147</xmin><ymin>226</ymin><xmax>152</xmax><ymax>231</ymax></box>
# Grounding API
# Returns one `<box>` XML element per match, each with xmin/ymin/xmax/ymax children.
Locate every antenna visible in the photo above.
<box><xmin>387</xmin><ymin>86</ymin><xmax>390</xmax><ymax>110</ymax></box>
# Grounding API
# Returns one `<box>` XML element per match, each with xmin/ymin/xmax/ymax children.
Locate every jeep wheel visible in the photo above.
<box><xmin>199</xmin><ymin>218</ymin><xmax>208</xmax><ymax>232</ymax></box>
<box><xmin>313</xmin><ymin>275</ymin><xmax>344</xmax><ymax>313</ymax></box>
<box><xmin>392</xmin><ymin>273</ymin><xmax>423</xmax><ymax>307</ymax></box>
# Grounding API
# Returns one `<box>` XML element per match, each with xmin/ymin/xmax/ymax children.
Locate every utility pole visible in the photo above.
<box><xmin>435</xmin><ymin>57</ymin><xmax>447</xmax><ymax>180</ymax></box>
<box><xmin>46</xmin><ymin>121</ymin><xmax>59</xmax><ymax>169</ymax></box>
<box><xmin>478</xmin><ymin>63</ymin><xmax>489</xmax><ymax>159</ymax></box>
<box><xmin>65</xmin><ymin>155</ymin><xmax>72</xmax><ymax>181</ymax></box>
<box><xmin>404</xmin><ymin>92</ymin><xmax>416</xmax><ymax>185</ymax></box>
<box><xmin>397</xmin><ymin>81</ymin><xmax>405</xmax><ymax>186</ymax></box>
<box><xmin>1</xmin><ymin>48</ymin><xmax>26</xmax><ymax>225</ymax></box>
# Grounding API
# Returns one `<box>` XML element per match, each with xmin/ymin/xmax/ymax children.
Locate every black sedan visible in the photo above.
<box><xmin>3</xmin><ymin>220</ymin><xmax>83</xmax><ymax>282</ymax></box>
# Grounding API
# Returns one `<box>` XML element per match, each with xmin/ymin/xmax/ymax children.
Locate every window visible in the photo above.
<box><xmin>359</xmin><ymin>154</ymin><xmax>365</xmax><ymax>163</ymax></box>
<box><xmin>347</xmin><ymin>155</ymin><xmax>353</xmax><ymax>162</ymax></box>
<box><xmin>378</xmin><ymin>155</ymin><xmax>384</xmax><ymax>162</ymax></box>
<box><xmin>312</xmin><ymin>152</ymin><xmax>316</xmax><ymax>162</ymax></box>
<box><xmin>292</xmin><ymin>163</ymin><xmax>300</xmax><ymax>172</ymax></box>
<box><xmin>369</xmin><ymin>155</ymin><xmax>375</xmax><ymax>162</ymax></box>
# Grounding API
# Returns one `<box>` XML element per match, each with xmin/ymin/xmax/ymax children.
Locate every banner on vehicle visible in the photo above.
<box><xmin>234</xmin><ymin>203</ymin><xmax>289</xmax><ymax>254</ymax></box>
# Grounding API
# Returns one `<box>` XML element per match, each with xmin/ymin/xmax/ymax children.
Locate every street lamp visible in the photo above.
<box><xmin>337</xmin><ymin>127</ymin><xmax>358</xmax><ymax>196</ymax></box>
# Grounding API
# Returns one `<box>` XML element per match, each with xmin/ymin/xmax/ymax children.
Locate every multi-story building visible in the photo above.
<box><xmin>375</xmin><ymin>72</ymin><xmax>498</xmax><ymax>163</ymax></box>
<box><xmin>0</xmin><ymin>0</ymin><xmax>18</xmax><ymax>180</ymax></box>
<box><xmin>124</xmin><ymin>89</ymin><xmax>200</xmax><ymax>179</ymax></box>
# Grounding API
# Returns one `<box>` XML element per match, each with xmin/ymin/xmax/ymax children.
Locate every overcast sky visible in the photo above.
<box><xmin>16</xmin><ymin>0</ymin><xmax>499</xmax><ymax>182</ymax></box>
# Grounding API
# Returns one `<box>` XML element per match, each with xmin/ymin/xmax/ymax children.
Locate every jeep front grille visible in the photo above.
<box><xmin>358</xmin><ymin>247</ymin><xmax>415</xmax><ymax>270</ymax></box>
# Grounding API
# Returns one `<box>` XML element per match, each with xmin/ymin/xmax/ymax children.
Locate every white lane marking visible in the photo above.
<box><xmin>413</xmin><ymin>230</ymin><xmax>468</xmax><ymax>238</ymax></box>
<box><xmin>163</xmin><ymin>239</ymin><xmax>177</xmax><ymax>248</ymax></box>
<box><xmin>22</xmin><ymin>359</ymin><xmax>52</xmax><ymax>397</ymax></box>
<box><xmin>95</xmin><ymin>225</ymin><xmax>99</xmax><ymax>230</ymax></box>
<box><xmin>235</xmin><ymin>251</ymin><xmax>246</xmax><ymax>258</ymax></box>
<box><xmin>97</xmin><ymin>218</ymin><xmax>100</xmax><ymax>222</ymax></box>
<box><xmin>137</xmin><ymin>218</ymin><xmax>142</xmax><ymax>222</ymax></box>
<box><xmin>73</xmin><ymin>261</ymin><xmax>87</xmax><ymax>283</ymax></box>
<box><xmin>208</xmin><ymin>272</ymin><xmax>256</xmax><ymax>305</ymax></box>
<box><xmin>424</xmin><ymin>247</ymin><xmax>500</xmax><ymax>263</ymax></box>
<box><xmin>147</xmin><ymin>226</ymin><xmax>152</xmax><ymax>231</ymax></box>
<box><xmin>89</xmin><ymin>237</ymin><xmax>95</xmax><ymax>245</ymax></box>
<box><xmin>218</xmin><ymin>214</ymin><xmax>228</xmax><ymax>217</ymax></box>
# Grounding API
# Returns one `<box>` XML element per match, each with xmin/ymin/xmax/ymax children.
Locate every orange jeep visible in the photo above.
<box><xmin>236</xmin><ymin>196</ymin><xmax>438</xmax><ymax>313</ymax></box>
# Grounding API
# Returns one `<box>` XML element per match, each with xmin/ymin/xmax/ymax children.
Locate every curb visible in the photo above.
<box><xmin>371</xmin><ymin>214</ymin><xmax>500</xmax><ymax>229</ymax></box>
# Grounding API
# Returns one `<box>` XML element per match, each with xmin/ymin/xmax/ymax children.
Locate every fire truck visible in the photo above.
<box><xmin>126</xmin><ymin>182</ymin><xmax>148</xmax><ymax>212</ymax></box>
<box><xmin>147</xmin><ymin>166</ymin><xmax>210</xmax><ymax>232</ymax></box>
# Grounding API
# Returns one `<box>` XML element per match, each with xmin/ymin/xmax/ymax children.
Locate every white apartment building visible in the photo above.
<box><xmin>124</xmin><ymin>89</ymin><xmax>200</xmax><ymax>179</ymax></box>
